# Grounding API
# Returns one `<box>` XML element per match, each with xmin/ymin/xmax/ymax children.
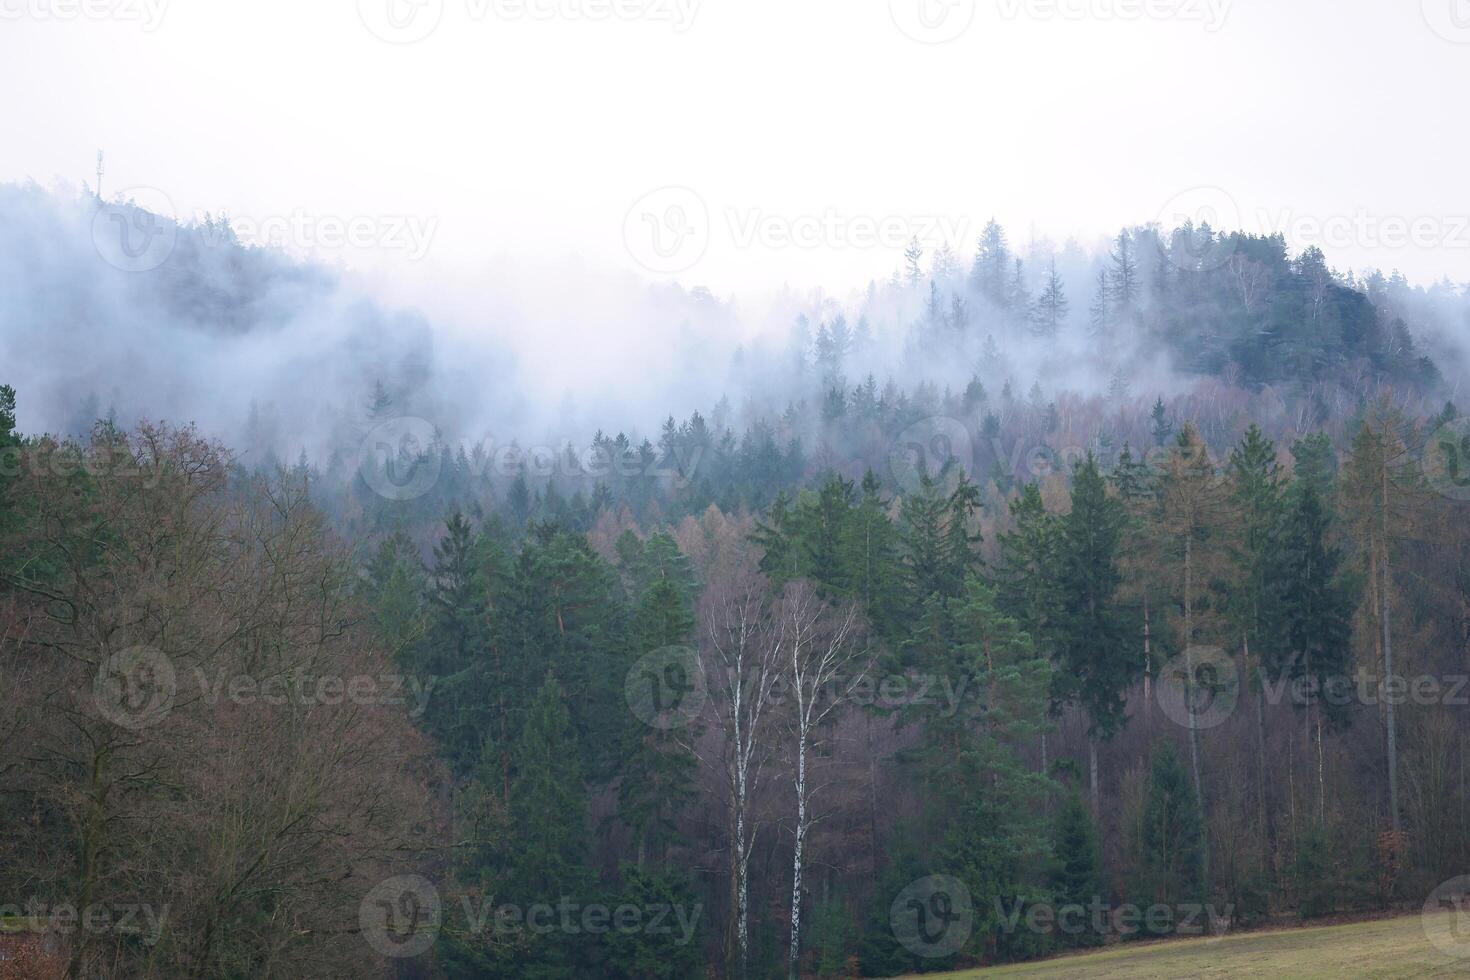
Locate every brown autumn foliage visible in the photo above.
<box><xmin>0</xmin><ymin>423</ymin><xmax>447</xmax><ymax>979</ymax></box>
<box><xmin>0</xmin><ymin>936</ymin><xmax>66</xmax><ymax>980</ymax></box>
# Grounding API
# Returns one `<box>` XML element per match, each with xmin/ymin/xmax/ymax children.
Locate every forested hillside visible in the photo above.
<box><xmin>3</xmin><ymin>186</ymin><xmax>1470</xmax><ymax>977</ymax></box>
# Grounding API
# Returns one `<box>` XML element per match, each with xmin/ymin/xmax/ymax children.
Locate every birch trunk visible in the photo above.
<box><xmin>777</xmin><ymin>586</ymin><xmax>867</xmax><ymax>980</ymax></box>
<box><xmin>788</xmin><ymin>730</ymin><xmax>808</xmax><ymax>980</ymax></box>
<box><xmin>1143</xmin><ymin>594</ymin><xmax>1153</xmax><ymax>715</ymax></box>
<box><xmin>705</xmin><ymin>575</ymin><xmax>783</xmax><ymax>980</ymax></box>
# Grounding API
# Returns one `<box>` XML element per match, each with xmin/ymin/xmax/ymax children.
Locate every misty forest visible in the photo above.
<box><xmin>3</xmin><ymin>179</ymin><xmax>1470</xmax><ymax>980</ymax></box>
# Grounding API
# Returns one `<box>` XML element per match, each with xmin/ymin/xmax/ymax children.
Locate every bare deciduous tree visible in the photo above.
<box><xmin>700</xmin><ymin>553</ymin><xmax>783</xmax><ymax>980</ymax></box>
<box><xmin>776</xmin><ymin>581</ymin><xmax>869</xmax><ymax>980</ymax></box>
<box><xmin>0</xmin><ymin>424</ymin><xmax>442</xmax><ymax>979</ymax></box>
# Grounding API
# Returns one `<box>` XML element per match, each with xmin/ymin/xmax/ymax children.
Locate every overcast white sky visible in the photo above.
<box><xmin>2</xmin><ymin>0</ymin><xmax>1468</xmax><ymax>297</ymax></box>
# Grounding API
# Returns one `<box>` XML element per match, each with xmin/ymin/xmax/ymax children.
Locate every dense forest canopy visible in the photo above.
<box><xmin>3</xmin><ymin>183</ymin><xmax>1470</xmax><ymax>977</ymax></box>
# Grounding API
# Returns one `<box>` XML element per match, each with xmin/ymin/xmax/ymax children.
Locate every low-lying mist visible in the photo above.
<box><xmin>3</xmin><ymin>180</ymin><xmax>1467</xmax><ymax>482</ymax></box>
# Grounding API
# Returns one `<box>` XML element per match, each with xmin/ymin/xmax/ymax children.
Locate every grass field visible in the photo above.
<box><xmin>912</xmin><ymin>910</ymin><xmax>1470</xmax><ymax>979</ymax></box>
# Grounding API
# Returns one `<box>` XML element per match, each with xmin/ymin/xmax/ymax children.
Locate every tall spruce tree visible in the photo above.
<box><xmin>1107</xmin><ymin>229</ymin><xmax>1140</xmax><ymax>313</ymax></box>
<box><xmin>509</xmin><ymin>523</ymin><xmax>629</xmax><ymax>778</ymax></box>
<box><xmin>1273</xmin><ymin>481</ymin><xmax>1354</xmax><ymax>825</ymax></box>
<box><xmin>1055</xmin><ymin>454</ymin><xmax>1139</xmax><ymax>814</ymax></box>
<box><xmin>1132</xmin><ymin>739</ymin><xmax>1204</xmax><ymax>936</ymax></box>
<box><xmin>602</xmin><ymin>865</ymin><xmax>703</xmax><ymax>979</ymax></box>
<box><xmin>994</xmin><ymin>482</ymin><xmax>1064</xmax><ymax>796</ymax></box>
<box><xmin>971</xmin><ymin>219</ymin><xmax>1011</xmax><ymax>307</ymax></box>
<box><xmin>1226</xmin><ymin>425</ymin><xmax>1285</xmax><ymax>853</ymax></box>
<box><xmin>898</xmin><ymin>465</ymin><xmax>979</xmax><ymax>605</ymax></box>
<box><xmin>919</xmin><ymin>579</ymin><xmax>1053</xmax><ymax>962</ymax></box>
<box><xmin>422</xmin><ymin>511</ymin><xmax>496</xmax><ymax>772</ymax></box>
<box><xmin>1088</xmin><ymin>270</ymin><xmax>1111</xmax><ymax>344</ymax></box>
<box><xmin>794</xmin><ymin>474</ymin><xmax>857</xmax><ymax>594</ymax></box>
<box><xmin>1290</xmin><ymin>432</ymin><xmax>1338</xmax><ymax>499</ymax></box>
<box><xmin>1150</xmin><ymin>398</ymin><xmax>1174</xmax><ymax>448</ymax></box>
<box><xmin>618</xmin><ymin>575</ymin><xmax>699</xmax><ymax>868</ymax></box>
<box><xmin>1340</xmin><ymin>400</ymin><xmax>1423</xmax><ymax>837</ymax></box>
<box><xmin>839</xmin><ymin>471</ymin><xmax>905</xmax><ymax>641</ymax></box>
<box><xmin>1051</xmin><ymin>794</ymin><xmax>1104</xmax><ymax>947</ymax></box>
<box><xmin>1156</xmin><ymin>424</ymin><xmax>1231</xmax><ymax>876</ymax></box>
<box><xmin>1031</xmin><ymin>258</ymin><xmax>1069</xmax><ymax>338</ymax></box>
<box><xmin>502</xmin><ymin>673</ymin><xmax>595</xmax><ymax>978</ymax></box>
<box><xmin>1111</xmin><ymin>444</ymin><xmax>1163</xmax><ymax>707</ymax></box>
<box><xmin>995</xmin><ymin>483</ymin><xmax>1064</xmax><ymax>650</ymax></box>
<box><xmin>0</xmin><ymin>384</ymin><xmax>18</xmax><ymax>536</ymax></box>
<box><xmin>359</xmin><ymin>532</ymin><xmax>426</xmax><ymax>658</ymax></box>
